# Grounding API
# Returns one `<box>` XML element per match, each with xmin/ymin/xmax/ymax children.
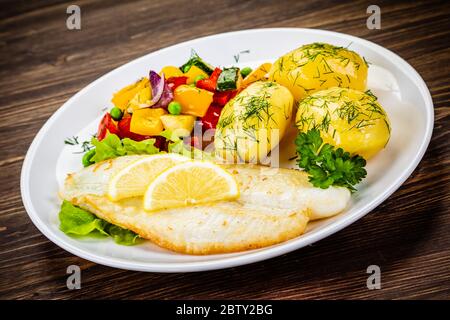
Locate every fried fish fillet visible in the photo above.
<box><xmin>223</xmin><ymin>164</ymin><xmax>350</xmax><ymax>221</ymax></box>
<box><xmin>61</xmin><ymin>156</ymin><xmax>350</xmax><ymax>254</ymax></box>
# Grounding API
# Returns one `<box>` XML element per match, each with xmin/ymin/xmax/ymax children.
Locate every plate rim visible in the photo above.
<box><xmin>20</xmin><ymin>27</ymin><xmax>434</xmax><ymax>273</ymax></box>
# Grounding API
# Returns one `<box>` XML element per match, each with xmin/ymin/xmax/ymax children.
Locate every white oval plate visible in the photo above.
<box><xmin>21</xmin><ymin>28</ymin><xmax>433</xmax><ymax>272</ymax></box>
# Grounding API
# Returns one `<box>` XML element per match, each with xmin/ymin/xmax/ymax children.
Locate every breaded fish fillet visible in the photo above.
<box><xmin>224</xmin><ymin>165</ymin><xmax>350</xmax><ymax>220</ymax></box>
<box><xmin>70</xmin><ymin>196</ymin><xmax>309</xmax><ymax>254</ymax></box>
<box><xmin>61</xmin><ymin>156</ymin><xmax>350</xmax><ymax>254</ymax></box>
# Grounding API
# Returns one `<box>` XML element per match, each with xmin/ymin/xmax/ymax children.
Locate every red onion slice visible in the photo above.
<box><xmin>149</xmin><ymin>70</ymin><xmax>165</xmax><ymax>106</ymax></box>
<box><xmin>151</xmin><ymin>81</ymin><xmax>173</xmax><ymax>109</ymax></box>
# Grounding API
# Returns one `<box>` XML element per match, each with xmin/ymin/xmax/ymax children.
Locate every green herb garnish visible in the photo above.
<box><xmin>295</xmin><ymin>129</ymin><xmax>367</xmax><ymax>191</ymax></box>
<box><xmin>64</xmin><ymin>136</ymin><xmax>79</xmax><ymax>145</ymax></box>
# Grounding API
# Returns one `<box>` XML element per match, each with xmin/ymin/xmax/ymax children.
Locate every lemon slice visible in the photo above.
<box><xmin>143</xmin><ymin>161</ymin><xmax>239</xmax><ymax>211</ymax></box>
<box><xmin>107</xmin><ymin>153</ymin><xmax>189</xmax><ymax>201</ymax></box>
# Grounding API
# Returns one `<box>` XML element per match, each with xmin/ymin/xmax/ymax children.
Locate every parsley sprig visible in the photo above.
<box><xmin>295</xmin><ymin>129</ymin><xmax>367</xmax><ymax>191</ymax></box>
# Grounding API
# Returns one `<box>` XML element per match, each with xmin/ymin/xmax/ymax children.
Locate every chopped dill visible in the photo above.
<box><xmin>333</xmin><ymin>75</ymin><xmax>343</xmax><ymax>86</ymax></box>
<box><xmin>365</xmin><ymin>89</ymin><xmax>378</xmax><ymax>100</ymax></box>
<box><xmin>64</xmin><ymin>136</ymin><xmax>79</xmax><ymax>145</ymax></box>
<box><xmin>384</xmin><ymin>118</ymin><xmax>391</xmax><ymax>133</ymax></box>
<box><xmin>80</xmin><ymin>140</ymin><xmax>93</xmax><ymax>152</ymax></box>
<box><xmin>313</xmin><ymin>67</ymin><xmax>321</xmax><ymax>79</ymax></box>
<box><xmin>72</xmin><ymin>140</ymin><xmax>94</xmax><ymax>154</ymax></box>
<box><xmin>363</xmin><ymin>56</ymin><xmax>370</xmax><ymax>67</ymax></box>
<box><xmin>335</xmin><ymin>101</ymin><xmax>361</xmax><ymax>124</ymax></box>
<box><xmin>298</xmin><ymin>84</ymin><xmax>315</xmax><ymax>93</ymax></box>
<box><xmin>321</xmin><ymin>57</ymin><xmax>333</xmax><ymax>73</ymax></box>
<box><xmin>295</xmin><ymin>112</ymin><xmax>315</xmax><ymax>131</ymax></box>
<box><xmin>217</xmin><ymin>113</ymin><xmax>235</xmax><ymax>129</ymax></box>
<box><xmin>240</xmin><ymin>95</ymin><xmax>273</xmax><ymax>125</ymax></box>
<box><xmin>318</xmin><ymin>111</ymin><xmax>331</xmax><ymax>131</ymax></box>
<box><xmin>234</xmin><ymin>49</ymin><xmax>250</xmax><ymax>62</ymax></box>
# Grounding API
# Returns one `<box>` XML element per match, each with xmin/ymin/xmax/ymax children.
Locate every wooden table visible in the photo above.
<box><xmin>1</xmin><ymin>0</ymin><xmax>449</xmax><ymax>300</ymax></box>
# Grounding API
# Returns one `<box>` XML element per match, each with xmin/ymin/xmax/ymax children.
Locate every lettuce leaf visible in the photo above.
<box><xmin>87</xmin><ymin>134</ymin><xmax>159</xmax><ymax>164</ymax></box>
<box><xmin>59</xmin><ymin>200</ymin><xmax>140</xmax><ymax>246</ymax></box>
<box><xmin>104</xmin><ymin>224</ymin><xmax>140</xmax><ymax>246</ymax></box>
<box><xmin>121</xmin><ymin>137</ymin><xmax>159</xmax><ymax>155</ymax></box>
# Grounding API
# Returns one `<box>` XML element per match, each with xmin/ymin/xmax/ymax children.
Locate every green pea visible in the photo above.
<box><xmin>82</xmin><ymin>149</ymin><xmax>96</xmax><ymax>167</ymax></box>
<box><xmin>168</xmin><ymin>101</ymin><xmax>182</xmax><ymax>115</ymax></box>
<box><xmin>194</xmin><ymin>74</ymin><xmax>206</xmax><ymax>85</ymax></box>
<box><xmin>110</xmin><ymin>107</ymin><xmax>123</xmax><ymax>121</ymax></box>
<box><xmin>240</xmin><ymin>67</ymin><xmax>253</xmax><ymax>78</ymax></box>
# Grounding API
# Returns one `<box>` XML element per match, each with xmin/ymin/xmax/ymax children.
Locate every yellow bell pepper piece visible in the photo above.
<box><xmin>242</xmin><ymin>63</ymin><xmax>272</xmax><ymax>87</ymax></box>
<box><xmin>173</xmin><ymin>85</ymin><xmax>214</xmax><ymax>117</ymax></box>
<box><xmin>112</xmin><ymin>78</ymin><xmax>149</xmax><ymax>110</ymax></box>
<box><xmin>127</xmin><ymin>83</ymin><xmax>152</xmax><ymax>112</ymax></box>
<box><xmin>160</xmin><ymin>114</ymin><xmax>196</xmax><ymax>137</ymax></box>
<box><xmin>184</xmin><ymin>65</ymin><xmax>209</xmax><ymax>84</ymax></box>
<box><xmin>160</xmin><ymin>66</ymin><xmax>184</xmax><ymax>79</ymax></box>
<box><xmin>130</xmin><ymin>108</ymin><xmax>167</xmax><ymax>136</ymax></box>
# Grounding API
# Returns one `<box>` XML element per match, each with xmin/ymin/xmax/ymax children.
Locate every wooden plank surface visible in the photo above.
<box><xmin>0</xmin><ymin>0</ymin><xmax>449</xmax><ymax>300</ymax></box>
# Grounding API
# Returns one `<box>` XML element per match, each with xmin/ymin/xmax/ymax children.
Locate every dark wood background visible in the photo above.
<box><xmin>0</xmin><ymin>0</ymin><xmax>449</xmax><ymax>300</ymax></box>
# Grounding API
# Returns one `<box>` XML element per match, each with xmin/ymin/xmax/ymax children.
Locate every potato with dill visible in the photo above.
<box><xmin>215</xmin><ymin>81</ymin><xmax>294</xmax><ymax>163</ymax></box>
<box><xmin>295</xmin><ymin>87</ymin><xmax>390</xmax><ymax>159</ymax></box>
<box><xmin>269</xmin><ymin>43</ymin><xmax>368</xmax><ymax>101</ymax></box>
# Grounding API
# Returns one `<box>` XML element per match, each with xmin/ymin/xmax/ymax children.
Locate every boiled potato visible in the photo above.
<box><xmin>215</xmin><ymin>81</ymin><xmax>294</xmax><ymax>163</ymax></box>
<box><xmin>269</xmin><ymin>43</ymin><xmax>368</xmax><ymax>101</ymax></box>
<box><xmin>295</xmin><ymin>87</ymin><xmax>390</xmax><ymax>159</ymax></box>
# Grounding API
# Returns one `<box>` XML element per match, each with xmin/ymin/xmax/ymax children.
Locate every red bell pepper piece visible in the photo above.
<box><xmin>97</xmin><ymin>122</ymin><xmax>107</xmax><ymax>141</ymax></box>
<box><xmin>213</xmin><ymin>91</ymin><xmax>229</xmax><ymax>106</ymax></box>
<box><xmin>166</xmin><ymin>76</ymin><xmax>188</xmax><ymax>91</ymax></box>
<box><xmin>228</xmin><ymin>90</ymin><xmax>237</xmax><ymax>100</ymax></box>
<box><xmin>200</xmin><ymin>103</ymin><xmax>223</xmax><ymax>130</ymax></box>
<box><xmin>97</xmin><ymin>113</ymin><xmax>120</xmax><ymax>141</ymax></box>
<box><xmin>210</xmin><ymin>67</ymin><xmax>222</xmax><ymax>82</ymax></box>
<box><xmin>196</xmin><ymin>67</ymin><xmax>222</xmax><ymax>92</ymax></box>
<box><xmin>213</xmin><ymin>90</ymin><xmax>237</xmax><ymax>106</ymax></box>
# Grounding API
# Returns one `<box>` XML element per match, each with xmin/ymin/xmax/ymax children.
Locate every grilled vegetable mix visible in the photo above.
<box><xmin>94</xmin><ymin>50</ymin><xmax>262</xmax><ymax>158</ymax></box>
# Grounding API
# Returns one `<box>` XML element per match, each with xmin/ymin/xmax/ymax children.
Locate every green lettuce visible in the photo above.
<box><xmin>59</xmin><ymin>200</ymin><xmax>140</xmax><ymax>245</ymax></box>
<box><xmin>85</xmin><ymin>134</ymin><xmax>159</xmax><ymax>166</ymax></box>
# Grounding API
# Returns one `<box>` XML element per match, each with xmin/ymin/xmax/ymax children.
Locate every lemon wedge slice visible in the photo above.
<box><xmin>107</xmin><ymin>154</ymin><xmax>189</xmax><ymax>201</ymax></box>
<box><xmin>143</xmin><ymin>161</ymin><xmax>239</xmax><ymax>211</ymax></box>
